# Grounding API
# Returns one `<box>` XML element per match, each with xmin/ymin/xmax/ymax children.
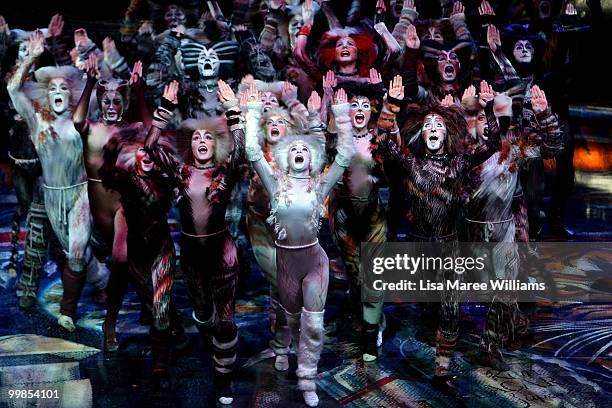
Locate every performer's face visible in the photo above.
<box><xmin>437</xmin><ymin>50</ymin><xmax>459</xmax><ymax>83</ymax></box>
<box><xmin>136</xmin><ymin>147</ymin><xmax>154</xmax><ymax>174</ymax></box>
<box><xmin>535</xmin><ymin>0</ymin><xmax>552</xmax><ymax>19</ymax></box>
<box><xmin>265</xmin><ymin>115</ymin><xmax>287</xmax><ymax>145</ymax></box>
<box><xmin>335</xmin><ymin>37</ymin><xmax>358</xmax><ymax>64</ymax></box>
<box><xmin>100</xmin><ymin>90</ymin><xmax>125</xmax><ymax>123</ymax></box>
<box><xmin>288</xmin><ymin>14</ymin><xmax>303</xmax><ymax>50</ymax></box>
<box><xmin>422</xmin><ymin>113</ymin><xmax>447</xmax><ymax>153</ymax></box>
<box><xmin>191</xmin><ymin>129</ymin><xmax>215</xmax><ymax>164</ymax></box>
<box><xmin>47</xmin><ymin>78</ymin><xmax>71</xmax><ymax>115</ymax></box>
<box><xmin>513</xmin><ymin>40</ymin><xmax>534</xmax><ymax>64</ymax></box>
<box><xmin>349</xmin><ymin>96</ymin><xmax>371</xmax><ymax>130</ymax></box>
<box><xmin>475</xmin><ymin>110</ymin><xmax>489</xmax><ymax>141</ymax></box>
<box><xmin>197</xmin><ymin>48</ymin><xmax>220</xmax><ymax>78</ymax></box>
<box><xmin>288</xmin><ymin>142</ymin><xmax>311</xmax><ymax>173</ymax></box>
<box><xmin>164</xmin><ymin>4</ymin><xmax>186</xmax><ymax>28</ymax></box>
<box><xmin>423</xmin><ymin>26</ymin><xmax>443</xmax><ymax>43</ymax></box>
<box><xmin>18</xmin><ymin>42</ymin><xmax>29</xmax><ymax>62</ymax></box>
<box><xmin>261</xmin><ymin>92</ymin><xmax>279</xmax><ymax>111</ymax></box>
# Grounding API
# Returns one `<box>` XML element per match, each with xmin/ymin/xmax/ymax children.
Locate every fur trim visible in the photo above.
<box><xmin>22</xmin><ymin>66</ymin><xmax>84</xmax><ymax>113</ymax></box>
<box><xmin>259</xmin><ymin>106</ymin><xmax>300</xmax><ymax>146</ymax></box>
<box><xmin>177</xmin><ymin>117</ymin><xmax>232</xmax><ymax>165</ymax></box>
<box><xmin>272</xmin><ymin>134</ymin><xmax>325</xmax><ymax>176</ymax></box>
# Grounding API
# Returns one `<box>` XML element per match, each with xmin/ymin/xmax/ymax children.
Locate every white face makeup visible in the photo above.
<box><xmin>513</xmin><ymin>40</ymin><xmax>534</xmax><ymax>64</ymax></box>
<box><xmin>197</xmin><ymin>48</ymin><xmax>220</xmax><ymax>78</ymax></box>
<box><xmin>437</xmin><ymin>50</ymin><xmax>459</xmax><ymax>83</ymax></box>
<box><xmin>288</xmin><ymin>14</ymin><xmax>303</xmax><ymax>51</ymax></box>
<box><xmin>288</xmin><ymin>142</ymin><xmax>311</xmax><ymax>173</ymax></box>
<box><xmin>335</xmin><ymin>36</ymin><xmax>358</xmax><ymax>64</ymax></box>
<box><xmin>349</xmin><ymin>97</ymin><xmax>371</xmax><ymax>130</ymax></box>
<box><xmin>421</xmin><ymin>113</ymin><xmax>447</xmax><ymax>153</ymax></box>
<box><xmin>191</xmin><ymin>129</ymin><xmax>215</xmax><ymax>164</ymax></box>
<box><xmin>136</xmin><ymin>147</ymin><xmax>154</xmax><ymax>173</ymax></box>
<box><xmin>18</xmin><ymin>42</ymin><xmax>29</xmax><ymax>62</ymax></box>
<box><xmin>261</xmin><ymin>92</ymin><xmax>279</xmax><ymax>112</ymax></box>
<box><xmin>265</xmin><ymin>115</ymin><xmax>287</xmax><ymax>145</ymax></box>
<box><xmin>100</xmin><ymin>90</ymin><xmax>125</xmax><ymax>123</ymax></box>
<box><xmin>47</xmin><ymin>78</ymin><xmax>71</xmax><ymax>115</ymax></box>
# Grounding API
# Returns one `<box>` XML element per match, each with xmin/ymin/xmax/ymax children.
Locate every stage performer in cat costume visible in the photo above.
<box><xmin>245</xmin><ymin>83</ymin><xmax>355</xmax><ymax>407</ymax></box>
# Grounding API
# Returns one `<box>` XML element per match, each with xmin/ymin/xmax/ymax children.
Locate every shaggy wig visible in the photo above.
<box><xmin>259</xmin><ymin>106</ymin><xmax>300</xmax><ymax>146</ymax></box>
<box><xmin>22</xmin><ymin>66</ymin><xmax>84</xmax><ymax>113</ymax></box>
<box><xmin>317</xmin><ymin>27</ymin><xmax>378</xmax><ymax>77</ymax></box>
<box><xmin>177</xmin><ymin>117</ymin><xmax>232</xmax><ymax>166</ymax></box>
<box><xmin>108</xmin><ymin>124</ymin><xmax>175</xmax><ymax>172</ymax></box>
<box><xmin>272</xmin><ymin>134</ymin><xmax>325</xmax><ymax>176</ymax></box>
<box><xmin>401</xmin><ymin>103</ymin><xmax>468</xmax><ymax>157</ymax></box>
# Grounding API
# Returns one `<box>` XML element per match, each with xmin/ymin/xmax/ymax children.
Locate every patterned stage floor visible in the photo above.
<box><xmin>0</xmin><ymin>174</ymin><xmax>611</xmax><ymax>408</ymax></box>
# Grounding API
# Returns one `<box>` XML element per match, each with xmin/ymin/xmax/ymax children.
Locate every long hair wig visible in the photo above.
<box><xmin>177</xmin><ymin>117</ymin><xmax>233</xmax><ymax>166</ymax></box>
<box><xmin>401</xmin><ymin>103</ymin><xmax>468</xmax><ymax>156</ymax></box>
<box><xmin>317</xmin><ymin>27</ymin><xmax>378</xmax><ymax>77</ymax></box>
<box><xmin>22</xmin><ymin>66</ymin><xmax>84</xmax><ymax>113</ymax></box>
<box><xmin>272</xmin><ymin>134</ymin><xmax>325</xmax><ymax>176</ymax></box>
<box><xmin>259</xmin><ymin>106</ymin><xmax>300</xmax><ymax>146</ymax></box>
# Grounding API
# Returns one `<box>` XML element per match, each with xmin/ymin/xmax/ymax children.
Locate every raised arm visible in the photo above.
<box><xmin>73</xmin><ymin>53</ymin><xmax>99</xmax><ymax>135</ymax></box>
<box><xmin>7</xmin><ymin>31</ymin><xmax>44</xmax><ymax>133</ymax></box>
<box><xmin>218</xmin><ymin>79</ymin><xmax>246</xmax><ymax>165</ymax></box>
<box><xmin>244</xmin><ymin>85</ymin><xmax>278</xmax><ymax>197</ymax></box>
<box><xmin>293</xmin><ymin>0</ymin><xmax>323</xmax><ymax>81</ymax></box>
<box><xmin>378</xmin><ymin>75</ymin><xmax>404</xmax><ymax>145</ymax></box>
<box><xmin>530</xmin><ymin>85</ymin><xmax>563</xmax><ymax>159</ymax></box>
<box><xmin>391</xmin><ymin>0</ymin><xmax>418</xmax><ymax>51</ymax></box>
<box><xmin>145</xmin><ymin>80</ymin><xmax>177</xmax><ymax>150</ymax></box>
<box><xmin>259</xmin><ymin>1</ymin><xmax>284</xmax><ymax>52</ymax></box>
<box><xmin>321</xmin><ymin>88</ymin><xmax>353</xmax><ymax>198</ymax></box>
<box><xmin>461</xmin><ymin>81</ymin><xmax>501</xmax><ymax>169</ymax></box>
<box><xmin>128</xmin><ymin>61</ymin><xmax>152</xmax><ymax>129</ymax></box>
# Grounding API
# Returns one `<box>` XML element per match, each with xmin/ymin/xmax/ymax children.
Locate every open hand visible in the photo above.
<box><xmin>530</xmin><ymin>85</ymin><xmax>548</xmax><ymax>113</ymax></box>
<box><xmin>479</xmin><ymin>80</ymin><xmax>495</xmax><ymax>107</ymax></box>
<box><xmin>47</xmin><ymin>14</ymin><xmax>64</xmax><ymax>38</ymax></box>
<box><xmin>246</xmin><ymin>82</ymin><xmax>260</xmax><ymax>103</ymax></box>
<box><xmin>369</xmin><ymin>68</ymin><xmax>382</xmax><ymax>85</ymax></box>
<box><xmin>334</xmin><ymin>88</ymin><xmax>347</xmax><ymax>105</ymax></box>
<box><xmin>163</xmin><ymin>80</ymin><xmax>180</xmax><ymax>105</ymax></box>
<box><xmin>129</xmin><ymin>61</ymin><xmax>143</xmax><ymax>86</ymax></box>
<box><xmin>479</xmin><ymin>0</ymin><xmax>495</xmax><ymax>16</ymax></box>
<box><xmin>281</xmin><ymin>80</ymin><xmax>298</xmax><ymax>102</ymax></box>
<box><xmin>487</xmin><ymin>24</ymin><xmax>501</xmax><ymax>52</ymax></box>
<box><xmin>440</xmin><ymin>93</ymin><xmax>454</xmax><ymax>107</ymax></box>
<box><xmin>461</xmin><ymin>84</ymin><xmax>476</xmax><ymax>104</ymax></box>
<box><xmin>451</xmin><ymin>1</ymin><xmax>465</xmax><ymax>16</ymax></box>
<box><xmin>217</xmin><ymin>79</ymin><xmax>237</xmax><ymax>104</ymax></box>
<box><xmin>405</xmin><ymin>24</ymin><xmax>420</xmax><ymax>50</ymax></box>
<box><xmin>85</xmin><ymin>52</ymin><xmax>100</xmax><ymax>80</ymax></box>
<box><xmin>388</xmin><ymin>75</ymin><xmax>404</xmax><ymax>100</ymax></box>
<box><xmin>323</xmin><ymin>70</ymin><xmax>337</xmax><ymax>90</ymax></box>
<box><xmin>308</xmin><ymin>90</ymin><xmax>322</xmax><ymax>113</ymax></box>
<box><xmin>28</xmin><ymin>30</ymin><xmax>45</xmax><ymax>59</ymax></box>
<box><xmin>0</xmin><ymin>16</ymin><xmax>9</xmax><ymax>34</ymax></box>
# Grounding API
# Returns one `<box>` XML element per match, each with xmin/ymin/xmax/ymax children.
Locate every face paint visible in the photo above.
<box><xmin>437</xmin><ymin>51</ymin><xmax>459</xmax><ymax>83</ymax></box>
<box><xmin>191</xmin><ymin>129</ymin><xmax>215</xmax><ymax>164</ymax></box>
<box><xmin>197</xmin><ymin>48</ymin><xmax>220</xmax><ymax>78</ymax></box>
<box><xmin>475</xmin><ymin>110</ymin><xmax>489</xmax><ymax>141</ymax></box>
<box><xmin>423</xmin><ymin>26</ymin><xmax>444</xmax><ymax>43</ymax></box>
<box><xmin>265</xmin><ymin>115</ymin><xmax>287</xmax><ymax>145</ymax></box>
<box><xmin>18</xmin><ymin>42</ymin><xmax>29</xmax><ymax>63</ymax></box>
<box><xmin>349</xmin><ymin>96</ymin><xmax>372</xmax><ymax>130</ymax></box>
<box><xmin>261</xmin><ymin>92</ymin><xmax>279</xmax><ymax>112</ymax></box>
<box><xmin>100</xmin><ymin>90</ymin><xmax>125</xmax><ymax>123</ymax></box>
<box><xmin>288</xmin><ymin>142</ymin><xmax>311</xmax><ymax>173</ymax></box>
<box><xmin>47</xmin><ymin>78</ymin><xmax>71</xmax><ymax>115</ymax></box>
<box><xmin>164</xmin><ymin>4</ymin><xmax>186</xmax><ymax>28</ymax></box>
<box><xmin>335</xmin><ymin>36</ymin><xmax>358</xmax><ymax>64</ymax></box>
<box><xmin>288</xmin><ymin>14</ymin><xmax>303</xmax><ymax>51</ymax></box>
<box><xmin>136</xmin><ymin>147</ymin><xmax>154</xmax><ymax>174</ymax></box>
<box><xmin>421</xmin><ymin>113</ymin><xmax>447</xmax><ymax>153</ymax></box>
<box><xmin>512</xmin><ymin>40</ymin><xmax>534</xmax><ymax>64</ymax></box>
